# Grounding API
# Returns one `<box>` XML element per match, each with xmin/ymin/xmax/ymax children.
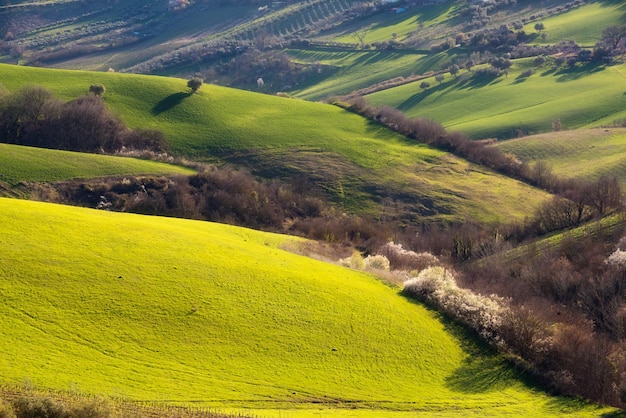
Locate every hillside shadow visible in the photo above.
<box><xmin>152</xmin><ymin>92</ymin><xmax>192</xmax><ymax>115</ymax></box>
<box><xmin>399</xmin><ymin>294</ymin><xmax>541</xmax><ymax>394</ymax></box>
<box><xmin>554</xmin><ymin>62</ymin><xmax>605</xmax><ymax>82</ymax></box>
<box><xmin>445</xmin><ymin>352</ymin><xmax>518</xmax><ymax>394</ymax></box>
<box><xmin>397</xmin><ymin>82</ymin><xmax>448</xmax><ymax>111</ymax></box>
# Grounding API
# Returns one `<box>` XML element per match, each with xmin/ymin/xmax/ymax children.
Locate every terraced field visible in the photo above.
<box><xmin>0</xmin><ymin>198</ymin><xmax>616</xmax><ymax>417</ymax></box>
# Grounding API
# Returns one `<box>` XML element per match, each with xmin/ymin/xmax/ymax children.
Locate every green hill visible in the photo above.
<box><xmin>495</xmin><ymin>128</ymin><xmax>626</xmax><ymax>185</ymax></box>
<box><xmin>0</xmin><ymin>143</ymin><xmax>194</xmax><ymax>187</ymax></box>
<box><xmin>0</xmin><ymin>197</ymin><xmax>615</xmax><ymax>417</ymax></box>
<box><xmin>365</xmin><ymin>59</ymin><xmax>626</xmax><ymax>139</ymax></box>
<box><xmin>0</xmin><ymin>63</ymin><xmax>551</xmax><ymax>223</ymax></box>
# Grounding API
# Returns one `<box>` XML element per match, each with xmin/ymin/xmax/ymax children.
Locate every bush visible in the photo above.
<box><xmin>403</xmin><ymin>267</ymin><xmax>506</xmax><ymax>345</ymax></box>
<box><xmin>12</xmin><ymin>397</ymin><xmax>69</xmax><ymax>418</ymax></box>
<box><xmin>0</xmin><ymin>399</ymin><xmax>16</xmax><ymax>418</ymax></box>
<box><xmin>379</xmin><ymin>242</ymin><xmax>439</xmax><ymax>271</ymax></box>
<box><xmin>363</xmin><ymin>254</ymin><xmax>390</xmax><ymax>271</ymax></box>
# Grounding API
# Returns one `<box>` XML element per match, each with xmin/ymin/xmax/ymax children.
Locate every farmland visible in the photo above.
<box><xmin>495</xmin><ymin>128</ymin><xmax>626</xmax><ymax>185</ymax></box>
<box><xmin>365</xmin><ymin>59</ymin><xmax>626</xmax><ymax>139</ymax></box>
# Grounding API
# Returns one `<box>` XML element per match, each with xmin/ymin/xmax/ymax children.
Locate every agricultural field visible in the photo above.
<box><xmin>525</xmin><ymin>0</ymin><xmax>626</xmax><ymax>47</ymax></box>
<box><xmin>365</xmin><ymin>58</ymin><xmax>626</xmax><ymax>139</ymax></box>
<box><xmin>0</xmin><ymin>197</ymin><xmax>617</xmax><ymax>417</ymax></box>
<box><xmin>327</xmin><ymin>0</ymin><xmax>463</xmax><ymax>46</ymax></box>
<box><xmin>0</xmin><ymin>143</ymin><xmax>193</xmax><ymax>187</ymax></box>
<box><xmin>495</xmin><ymin>128</ymin><xmax>626</xmax><ymax>186</ymax></box>
<box><xmin>286</xmin><ymin>48</ymin><xmax>449</xmax><ymax>101</ymax></box>
<box><xmin>0</xmin><ymin>64</ymin><xmax>552</xmax><ymax>223</ymax></box>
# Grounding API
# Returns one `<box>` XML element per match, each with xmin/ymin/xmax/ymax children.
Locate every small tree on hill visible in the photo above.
<box><xmin>88</xmin><ymin>84</ymin><xmax>106</xmax><ymax>97</ymax></box>
<box><xmin>187</xmin><ymin>77</ymin><xmax>203</xmax><ymax>93</ymax></box>
<box><xmin>449</xmin><ymin>64</ymin><xmax>460</xmax><ymax>78</ymax></box>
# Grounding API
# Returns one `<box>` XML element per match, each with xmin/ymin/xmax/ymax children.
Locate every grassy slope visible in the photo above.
<box><xmin>328</xmin><ymin>1</ymin><xmax>463</xmax><ymax>46</ymax></box>
<box><xmin>525</xmin><ymin>1</ymin><xmax>626</xmax><ymax>47</ymax></box>
<box><xmin>495</xmin><ymin>128</ymin><xmax>626</xmax><ymax>185</ymax></box>
<box><xmin>366</xmin><ymin>58</ymin><xmax>626</xmax><ymax>139</ymax></box>
<box><xmin>0</xmin><ymin>64</ymin><xmax>551</xmax><ymax>223</ymax></box>
<box><xmin>0</xmin><ymin>197</ymin><xmax>615</xmax><ymax>417</ymax></box>
<box><xmin>0</xmin><ymin>143</ymin><xmax>194</xmax><ymax>186</ymax></box>
<box><xmin>287</xmin><ymin>49</ymin><xmax>450</xmax><ymax>101</ymax></box>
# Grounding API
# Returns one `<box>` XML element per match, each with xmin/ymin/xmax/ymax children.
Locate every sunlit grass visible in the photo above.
<box><xmin>0</xmin><ymin>198</ymin><xmax>617</xmax><ymax>417</ymax></box>
<box><xmin>366</xmin><ymin>59</ymin><xmax>626</xmax><ymax>139</ymax></box>
<box><xmin>525</xmin><ymin>1</ymin><xmax>626</xmax><ymax>47</ymax></box>
<box><xmin>0</xmin><ymin>143</ymin><xmax>194</xmax><ymax>186</ymax></box>
<box><xmin>495</xmin><ymin>128</ymin><xmax>626</xmax><ymax>186</ymax></box>
<box><xmin>0</xmin><ymin>63</ymin><xmax>551</xmax><ymax>223</ymax></box>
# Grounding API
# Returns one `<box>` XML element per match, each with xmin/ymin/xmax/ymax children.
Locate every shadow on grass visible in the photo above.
<box><xmin>399</xmin><ymin>293</ymin><xmax>542</xmax><ymax>395</ymax></box>
<box><xmin>152</xmin><ymin>92</ymin><xmax>192</xmax><ymax>115</ymax></box>
<box><xmin>554</xmin><ymin>62</ymin><xmax>606</xmax><ymax>82</ymax></box>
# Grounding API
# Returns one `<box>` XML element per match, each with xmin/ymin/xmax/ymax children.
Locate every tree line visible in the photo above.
<box><xmin>0</xmin><ymin>85</ymin><xmax>167</xmax><ymax>153</ymax></box>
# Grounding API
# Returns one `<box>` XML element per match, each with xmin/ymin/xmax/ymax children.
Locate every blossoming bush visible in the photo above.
<box><xmin>403</xmin><ymin>266</ymin><xmax>506</xmax><ymax>347</ymax></box>
<box><xmin>363</xmin><ymin>254</ymin><xmax>390</xmax><ymax>271</ymax></box>
<box><xmin>605</xmin><ymin>249</ymin><xmax>626</xmax><ymax>268</ymax></box>
<box><xmin>379</xmin><ymin>242</ymin><xmax>440</xmax><ymax>271</ymax></box>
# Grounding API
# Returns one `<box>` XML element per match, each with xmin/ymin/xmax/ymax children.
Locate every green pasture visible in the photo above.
<box><xmin>366</xmin><ymin>58</ymin><xmax>626</xmax><ymax>139</ymax></box>
<box><xmin>0</xmin><ymin>143</ymin><xmax>193</xmax><ymax>186</ymax></box>
<box><xmin>0</xmin><ymin>198</ymin><xmax>616</xmax><ymax>417</ymax></box>
<box><xmin>0</xmin><ymin>64</ymin><xmax>551</xmax><ymax>223</ymax></box>
<box><xmin>287</xmin><ymin>48</ymin><xmax>451</xmax><ymax>101</ymax></box>
<box><xmin>525</xmin><ymin>1</ymin><xmax>626</xmax><ymax>47</ymax></box>
<box><xmin>329</xmin><ymin>0</ymin><xmax>463</xmax><ymax>46</ymax></box>
<box><xmin>495</xmin><ymin>128</ymin><xmax>626</xmax><ymax>186</ymax></box>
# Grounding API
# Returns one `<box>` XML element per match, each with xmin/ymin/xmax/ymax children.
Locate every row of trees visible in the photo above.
<box><xmin>0</xmin><ymin>85</ymin><xmax>166</xmax><ymax>153</ymax></box>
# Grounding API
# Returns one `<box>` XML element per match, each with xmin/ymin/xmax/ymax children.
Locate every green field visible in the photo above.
<box><xmin>328</xmin><ymin>1</ymin><xmax>463</xmax><ymax>46</ymax></box>
<box><xmin>287</xmin><ymin>48</ymin><xmax>451</xmax><ymax>101</ymax></box>
<box><xmin>0</xmin><ymin>64</ymin><xmax>552</xmax><ymax>223</ymax></box>
<box><xmin>0</xmin><ymin>143</ymin><xmax>194</xmax><ymax>186</ymax></box>
<box><xmin>525</xmin><ymin>1</ymin><xmax>626</xmax><ymax>47</ymax></box>
<box><xmin>495</xmin><ymin>128</ymin><xmax>626</xmax><ymax>185</ymax></box>
<box><xmin>0</xmin><ymin>197</ymin><xmax>616</xmax><ymax>417</ymax></box>
<box><xmin>366</xmin><ymin>58</ymin><xmax>626</xmax><ymax>139</ymax></box>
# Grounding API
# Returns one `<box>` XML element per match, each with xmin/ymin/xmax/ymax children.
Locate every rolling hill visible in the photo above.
<box><xmin>365</xmin><ymin>58</ymin><xmax>626</xmax><ymax>139</ymax></box>
<box><xmin>494</xmin><ymin>128</ymin><xmax>626</xmax><ymax>185</ymax></box>
<box><xmin>0</xmin><ymin>63</ymin><xmax>552</xmax><ymax>224</ymax></box>
<box><xmin>0</xmin><ymin>197</ymin><xmax>617</xmax><ymax>417</ymax></box>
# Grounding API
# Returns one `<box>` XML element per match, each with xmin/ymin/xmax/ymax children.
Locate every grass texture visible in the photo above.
<box><xmin>495</xmin><ymin>128</ymin><xmax>626</xmax><ymax>186</ymax></box>
<box><xmin>0</xmin><ymin>143</ymin><xmax>194</xmax><ymax>186</ymax></box>
<box><xmin>366</xmin><ymin>59</ymin><xmax>626</xmax><ymax>139</ymax></box>
<box><xmin>0</xmin><ymin>197</ymin><xmax>616</xmax><ymax>417</ymax></box>
<box><xmin>0</xmin><ymin>64</ymin><xmax>551</xmax><ymax>223</ymax></box>
<box><xmin>525</xmin><ymin>1</ymin><xmax>626</xmax><ymax>47</ymax></box>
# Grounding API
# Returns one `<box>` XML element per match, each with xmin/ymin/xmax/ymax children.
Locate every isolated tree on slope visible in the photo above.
<box><xmin>187</xmin><ymin>77</ymin><xmax>203</xmax><ymax>93</ymax></box>
<box><xmin>89</xmin><ymin>84</ymin><xmax>106</xmax><ymax>97</ymax></box>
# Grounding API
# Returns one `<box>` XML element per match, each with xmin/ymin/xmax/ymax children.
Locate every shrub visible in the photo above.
<box><xmin>0</xmin><ymin>399</ymin><xmax>16</xmax><ymax>418</ymax></box>
<box><xmin>340</xmin><ymin>251</ymin><xmax>365</xmax><ymax>269</ymax></box>
<box><xmin>379</xmin><ymin>242</ymin><xmax>439</xmax><ymax>271</ymax></box>
<box><xmin>12</xmin><ymin>396</ymin><xmax>69</xmax><ymax>418</ymax></box>
<box><xmin>403</xmin><ymin>267</ymin><xmax>506</xmax><ymax>345</ymax></box>
<box><xmin>606</xmin><ymin>249</ymin><xmax>626</xmax><ymax>269</ymax></box>
<box><xmin>363</xmin><ymin>254</ymin><xmax>390</xmax><ymax>271</ymax></box>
